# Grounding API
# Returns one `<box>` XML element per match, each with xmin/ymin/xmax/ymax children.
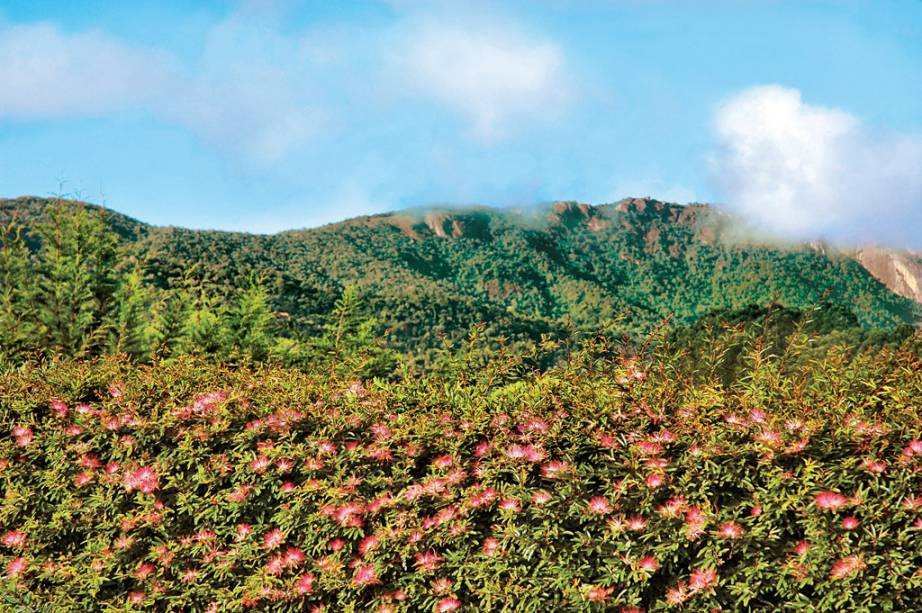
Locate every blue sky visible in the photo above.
<box><xmin>1</xmin><ymin>1</ymin><xmax>921</xmax><ymax>242</ymax></box>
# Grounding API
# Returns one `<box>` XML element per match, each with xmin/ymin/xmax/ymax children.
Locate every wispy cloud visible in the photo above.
<box><xmin>0</xmin><ymin>16</ymin><xmax>326</xmax><ymax>163</ymax></box>
<box><xmin>0</xmin><ymin>22</ymin><xmax>172</xmax><ymax>118</ymax></box>
<box><xmin>386</xmin><ymin>15</ymin><xmax>570</xmax><ymax>141</ymax></box>
<box><xmin>711</xmin><ymin>85</ymin><xmax>922</xmax><ymax>246</ymax></box>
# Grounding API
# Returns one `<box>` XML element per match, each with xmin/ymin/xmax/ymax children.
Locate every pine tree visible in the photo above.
<box><xmin>315</xmin><ymin>285</ymin><xmax>395</xmax><ymax>378</ymax></box>
<box><xmin>106</xmin><ymin>264</ymin><xmax>151</xmax><ymax>359</ymax></box>
<box><xmin>227</xmin><ymin>274</ymin><xmax>275</xmax><ymax>361</ymax></box>
<box><xmin>183</xmin><ymin>288</ymin><xmax>229</xmax><ymax>357</ymax></box>
<box><xmin>151</xmin><ymin>287</ymin><xmax>192</xmax><ymax>358</ymax></box>
<box><xmin>32</xmin><ymin>202</ymin><xmax>118</xmax><ymax>357</ymax></box>
<box><xmin>0</xmin><ymin>222</ymin><xmax>37</xmax><ymax>363</ymax></box>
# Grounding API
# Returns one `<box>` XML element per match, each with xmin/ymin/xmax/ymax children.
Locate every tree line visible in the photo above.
<box><xmin>0</xmin><ymin>202</ymin><xmax>394</xmax><ymax>376</ymax></box>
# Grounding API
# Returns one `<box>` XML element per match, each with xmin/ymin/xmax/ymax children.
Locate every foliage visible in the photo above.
<box><xmin>1</xmin><ymin>330</ymin><xmax>922</xmax><ymax>611</ymax></box>
<box><xmin>0</xmin><ymin>201</ymin><xmax>387</xmax><ymax>373</ymax></box>
<box><xmin>3</xmin><ymin>197</ymin><xmax>919</xmax><ymax>369</ymax></box>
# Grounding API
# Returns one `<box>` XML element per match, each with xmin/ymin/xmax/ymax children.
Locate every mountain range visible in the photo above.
<box><xmin>2</xmin><ymin>196</ymin><xmax>920</xmax><ymax>359</ymax></box>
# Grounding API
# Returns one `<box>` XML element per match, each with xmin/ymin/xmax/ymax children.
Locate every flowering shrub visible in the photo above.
<box><xmin>1</xmin><ymin>344</ymin><xmax>921</xmax><ymax>611</ymax></box>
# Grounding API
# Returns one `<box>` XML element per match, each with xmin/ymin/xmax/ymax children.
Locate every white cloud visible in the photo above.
<box><xmin>389</xmin><ymin>18</ymin><xmax>569</xmax><ymax>141</ymax></box>
<box><xmin>0</xmin><ymin>19</ymin><xmax>325</xmax><ymax>163</ymax></box>
<box><xmin>711</xmin><ymin>85</ymin><xmax>922</xmax><ymax>245</ymax></box>
<box><xmin>0</xmin><ymin>23</ymin><xmax>172</xmax><ymax>118</ymax></box>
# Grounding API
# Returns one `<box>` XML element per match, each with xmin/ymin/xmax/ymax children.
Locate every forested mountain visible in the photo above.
<box><xmin>2</xmin><ymin>196</ymin><xmax>919</xmax><ymax>364</ymax></box>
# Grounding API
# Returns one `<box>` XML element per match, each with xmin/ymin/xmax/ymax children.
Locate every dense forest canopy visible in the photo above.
<box><xmin>0</xmin><ymin>196</ymin><xmax>919</xmax><ymax>371</ymax></box>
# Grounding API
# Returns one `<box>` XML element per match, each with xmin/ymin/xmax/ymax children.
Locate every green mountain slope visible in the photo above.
<box><xmin>3</xmin><ymin>196</ymin><xmax>919</xmax><ymax>360</ymax></box>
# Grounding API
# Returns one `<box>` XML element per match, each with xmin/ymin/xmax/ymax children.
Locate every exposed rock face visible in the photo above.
<box><xmin>547</xmin><ymin>201</ymin><xmax>609</xmax><ymax>230</ymax></box>
<box><xmin>423</xmin><ymin>211</ymin><xmax>492</xmax><ymax>239</ymax></box>
<box><xmin>852</xmin><ymin>247</ymin><xmax>922</xmax><ymax>305</ymax></box>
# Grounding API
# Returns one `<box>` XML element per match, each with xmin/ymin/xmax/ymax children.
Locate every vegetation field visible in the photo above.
<box><xmin>2</xmin><ymin>201</ymin><xmax>922</xmax><ymax>611</ymax></box>
<box><xmin>2</xmin><ymin>335</ymin><xmax>922</xmax><ymax>611</ymax></box>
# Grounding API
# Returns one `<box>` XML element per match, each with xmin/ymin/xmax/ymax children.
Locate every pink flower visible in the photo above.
<box><xmin>228</xmin><ymin>484</ymin><xmax>252</xmax><ymax>504</ymax></box>
<box><xmin>328</xmin><ymin>538</ymin><xmax>346</xmax><ymax>551</ymax></box>
<box><xmin>862</xmin><ymin>459</ymin><xmax>887</xmax><ymax>474</ymax></box>
<box><xmin>236</xmin><ymin>523</ymin><xmax>252</xmax><ymax>540</ymax></box>
<box><xmin>352</xmin><ymin>565</ymin><xmax>379</xmax><ymax>586</ymax></box>
<box><xmin>482</xmin><ymin>537</ymin><xmax>500</xmax><ymax>555</ymax></box>
<box><xmin>830</xmin><ymin>555</ymin><xmax>865</xmax><ymax>579</ymax></box>
<box><xmin>596</xmin><ymin>431</ymin><xmax>618</xmax><ymax>448</ymax></box>
<box><xmin>129</xmin><ymin>591</ymin><xmax>145</xmax><ymax>604</ymax></box>
<box><xmin>587</xmin><ymin>496</ymin><xmax>612</xmax><ymax>515</ymax></box>
<box><xmin>415</xmin><ymin>550</ymin><xmax>444</xmax><ymax>572</ymax></box>
<box><xmin>657</xmin><ymin>497</ymin><xmax>687</xmax><ymax>517</ymax></box>
<box><xmin>793</xmin><ymin>540</ymin><xmax>810</xmax><ymax>556</ymax></box>
<box><xmin>903</xmin><ymin>496</ymin><xmax>922</xmax><ymax>510</ymax></box>
<box><xmin>684</xmin><ymin>506</ymin><xmax>706</xmax><ymax>540</ymax></box>
<box><xmin>750</xmin><ymin>505</ymin><xmax>763</xmax><ymax>516</ymax></box>
<box><xmin>505</xmin><ymin>444</ymin><xmax>545</xmax><ymax>463</ymax></box>
<box><xmin>265</xmin><ymin>554</ymin><xmax>286</xmax><ymax>576</ymax></box>
<box><xmin>6</xmin><ymin>556</ymin><xmax>27</xmax><ymax>578</ymax></box>
<box><xmin>531</xmin><ymin>490</ymin><xmax>552</xmax><ymax>505</ymax></box>
<box><xmin>359</xmin><ymin>535</ymin><xmax>380</xmax><ymax>556</ymax></box>
<box><xmin>498</xmin><ymin>498</ymin><xmax>521</xmax><ymax>513</ymax></box>
<box><xmin>251</xmin><ymin>456</ymin><xmax>270</xmax><ymax>474</ymax></box>
<box><xmin>431</xmin><ymin>577</ymin><xmax>454</xmax><ymax>594</ymax></box>
<box><xmin>11</xmin><ymin>425</ymin><xmax>33</xmax><ymax>447</ymax></box>
<box><xmin>285</xmin><ymin>547</ymin><xmax>305</xmax><ymax>566</ymax></box>
<box><xmin>903</xmin><ymin>439</ymin><xmax>922</xmax><ymax>457</ymax></box>
<box><xmin>75</xmin><ymin>471</ymin><xmax>94</xmax><ymax>487</ymax></box>
<box><xmin>717</xmin><ymin>522</ymin><xmax>744</xmax><ymax>539</ymax></box>
<box><xmin>541</xmin><ymin>460</ymin><xmax>570</xmax><ymax>478</ymax></box>
<box><xmin>263</xmin><ymin>528</ymin><xmax>285</xmax><ymax>549</ymax></box>
<box><xmin>645</xmin><ymin>473</ymin><xmax>665</xmax><ymax>489</ymax></box>
<box><xmin>135</xmin><ymin>562</ymin><xmax>155</xmax><ymax>580</ymax></box>
<box><xmin>433</xmin><ymin>455</ymin><xmax>454</xmax><ymax>469</ymax></box>
<box><xmin>688</xmin><ymin>567</ymin><xmax>718</xmax><ymax>592</ymax></box>
<box><xmin>585</xmin><ymin>586</ymin><xmax>612</xmax><ymax>602</ymax></box>
<box><xmin>638</xmin><ymin>555</ymin><xmax>659</xmax><ymax>572</ymax></box>
<box><xmin>50</xmin><ymin>399</ymin><xmax>69</xmax><ymax>418</ymax></box>
<box><xmin>435</xmin><ymin>597</ymin><xmax>462</xmax><ymax>612</ymax></box>
<box><xmin>841</xmin><ymin>516</ymin><xmax>860</xmax><ymax>530</ymax></box>
<box><xmin>295</xmin><ymin>573</ymin><xmax>315</xmax><ymax>595</ymax></box>
<box><xmin>124</xmin><ymin>466</ymin><xmax>160</xmax><ymax>494</ymax></box>
<box><xmin>815</xmin><ymin>491</ymin><xmax>848</xmax><ymax>511</ymax></box>
<box><xmin>2</xmin><ymin>531</ymin><xmax>26</xmax><ymax>548</ymax></box>
<box><xmin>626</xmin><ymin>516</ymin><xmax>647</xmax><ymax>531</ymax></box>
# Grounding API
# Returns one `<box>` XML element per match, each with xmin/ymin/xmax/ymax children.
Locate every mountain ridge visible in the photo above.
<box><xmin>2</xmin><ymin>195</ymin><xmax>919</xmax><ymax>364</ymax></box>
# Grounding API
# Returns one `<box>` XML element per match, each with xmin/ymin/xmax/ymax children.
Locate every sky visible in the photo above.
<box><xmin>0</xmin><ymin>0</ymin><xmax>921</xmax><ymax>244</ymax></box>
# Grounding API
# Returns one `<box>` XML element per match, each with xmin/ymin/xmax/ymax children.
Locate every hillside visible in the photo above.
<box><xmin>2</xmin><ymin>196</ymin><xmax>919</xmax><ymax>362</ymax></box>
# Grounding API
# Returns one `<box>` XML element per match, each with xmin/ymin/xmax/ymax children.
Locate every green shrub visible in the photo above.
<box><xmin>1</xmin><ymin>336</ymin><xmax>920</xmax><ymax>611</ymax></box>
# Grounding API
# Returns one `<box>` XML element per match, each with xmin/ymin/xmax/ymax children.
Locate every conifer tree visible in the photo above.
<box><xmin>151</xmin><ymin>287</ymin><xmax>192</xmax><ymax>358</ymax></box>
<box><xmin>32</xmin><ymin>202</ymin><xmax>118</xmax><ymax>357</ymax></box>
<box><xmin>183</xmin><ymin>288</ymin><xmax>229</xmax><ymax>357</ymax></box>
<box><xmin>0</xmin><ymin>222</ymin><xmax>37</xmax><ymax>363</ymax></box>
<box><xmin>317</xmin><ymin>285</ymin><xmax>395</xmax><ymax>378</ymax></box>
<box><xmin>227</xmin><ymin>274</ymin><xmax>275</xmax><ymax>361</ymax></box>
<box><xmin>106</xmin><ymin>264</ymin><xmax>151</xmax><ymax>359</ymax></box>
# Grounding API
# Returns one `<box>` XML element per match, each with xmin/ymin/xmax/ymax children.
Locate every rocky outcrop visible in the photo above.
<box><xmin>852</xmin><ymin>247</ymin><xmax>922</xmax><ymax>305</ymax></box>
<box><xmin>423</xmin><ymin>211</ymin><xmax>492</xmax><ymax>240</ymax></box>
<box><xmin>547</xmin><ymin>201</ymin><xmax>609</xmax><ymax>231</ymax></box>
